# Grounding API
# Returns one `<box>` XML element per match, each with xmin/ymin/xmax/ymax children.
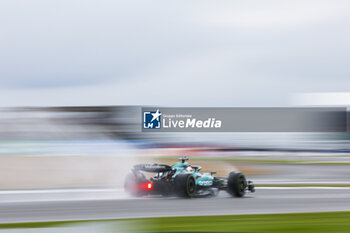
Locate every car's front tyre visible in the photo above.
<box><xmin>227</xmin><ymin>172</ymin><xmax>247</xmax><ymax>197</ymax></box>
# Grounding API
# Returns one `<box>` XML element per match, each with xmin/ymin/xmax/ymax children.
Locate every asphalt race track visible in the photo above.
<box><xmin>1</xmin><ymin>188</ymin><xmax>350</xmax><ymax>223</ymax></box>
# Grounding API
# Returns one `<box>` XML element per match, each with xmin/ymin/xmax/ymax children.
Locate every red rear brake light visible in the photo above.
<box><xmin>139</xmin><ymin>182</ymin><xmax>153</xmax><ymax>190</ymax></box>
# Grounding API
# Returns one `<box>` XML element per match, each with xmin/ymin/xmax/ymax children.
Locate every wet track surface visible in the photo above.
<box><xmin>1</xmin><ymin>188</ymin><xmax>350</xmax><ymax>223</ymax></box>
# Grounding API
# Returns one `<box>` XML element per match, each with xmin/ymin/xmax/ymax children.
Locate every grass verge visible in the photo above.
<box><xmin>1</xmin><ymin>211</ymin><xmax>350</xmax><ymax>232</ymax></box>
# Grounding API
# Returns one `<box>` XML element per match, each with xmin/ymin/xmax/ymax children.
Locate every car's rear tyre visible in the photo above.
<box><xmin>227</xmin><ymin>172</ymin><xmax>247</xmax><ymax>197</ymax></box>
<box><xmin>174</xmin><ymin>174</ymin><xmax>196</xmax><ymax>198</ymax></box>
<box><xmin>157</xmin><ymin>182</ymin><xmax>172</xmax><ymax>197</ymax></box>
<box><xmin>124</xmin><ymin>172</ymin><xmax>147</xmax><ymax>196</ymax></box>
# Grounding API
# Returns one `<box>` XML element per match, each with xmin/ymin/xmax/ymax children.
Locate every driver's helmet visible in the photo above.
<box><xmin>186</xmin><ymin>166</ymin><xmax>193</xmax><ymax>172</ymax></box>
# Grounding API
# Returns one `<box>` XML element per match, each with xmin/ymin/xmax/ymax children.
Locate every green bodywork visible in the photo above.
<box><xmin>166</xmin><ymin>161</ymin><xmax>217</xmax><ymax>187</ymax></box>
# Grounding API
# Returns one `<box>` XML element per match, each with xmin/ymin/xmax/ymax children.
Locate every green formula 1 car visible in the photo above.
<box><xmin>124</xmin><ymin>157</ymin><xmax>255</xmax><ymax>198</ymax></box>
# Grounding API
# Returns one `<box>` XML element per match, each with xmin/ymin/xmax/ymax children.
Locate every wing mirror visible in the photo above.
<box><xmin>210</xmin><ymin>171</ymin><xmax>216</xmax><ymax>175</ymax></box>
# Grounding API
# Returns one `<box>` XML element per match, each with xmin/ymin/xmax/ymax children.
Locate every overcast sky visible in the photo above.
<box><xmin>1</xmin><ymin>0</ymin><xmax>350</xmax><ymax>107</ymax></box>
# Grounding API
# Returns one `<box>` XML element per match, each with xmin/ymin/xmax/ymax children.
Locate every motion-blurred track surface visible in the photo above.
<box><xmin>1</xmin><ymin>188</ymin><xmax>350</xmax><ymax>223</ymax></box>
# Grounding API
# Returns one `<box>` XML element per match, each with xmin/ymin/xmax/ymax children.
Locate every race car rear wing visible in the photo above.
<box><xmin>133</xmin><ymin>164</ymin><xmax>172</xmax><ymax>173</ymax></box>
